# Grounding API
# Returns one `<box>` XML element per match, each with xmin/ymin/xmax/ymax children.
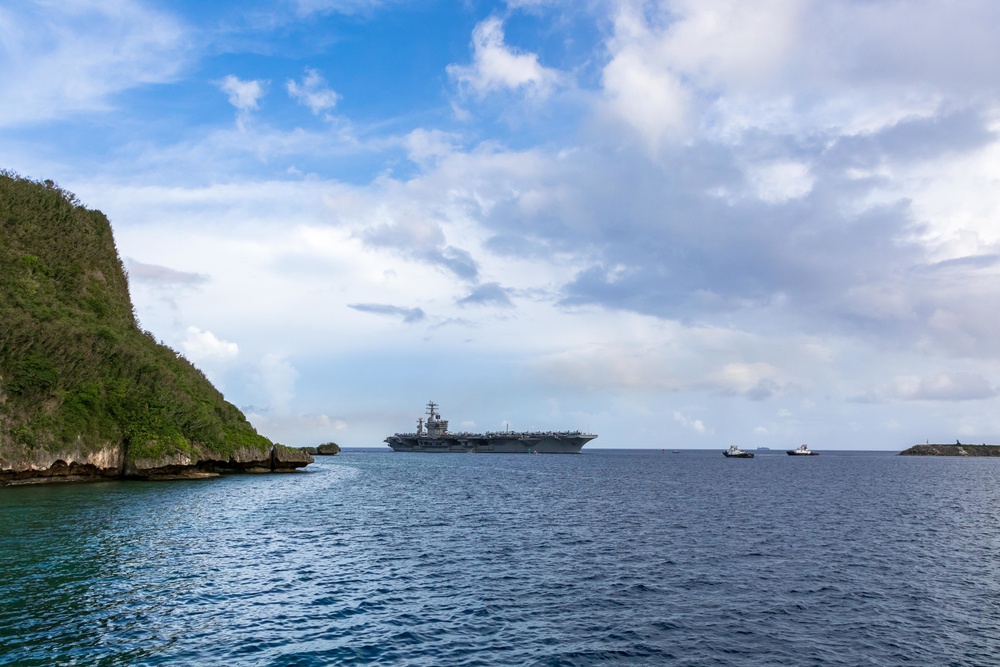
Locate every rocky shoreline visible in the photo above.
<box><xmin>1</xmin><ymin>174</ymin><xmax>319</xmax><ymax>490</ymax></box>
<box><xmin>898</xmin><ymin>444</ymin><xmax>1000</xmax><ymax>456</ymax></box>
<box><xmin>0</xmin><ymin>444</ymin><xmax>313</xmax><ymax>487</ymax></box>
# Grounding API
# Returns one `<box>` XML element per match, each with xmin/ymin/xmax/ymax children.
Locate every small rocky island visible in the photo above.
<box><xmin>899</xmin><ymin>443</ymin><xmax>1000</xmax><ymax>456</ymax></box>
<box><xmin>0</xmin><ymin>172</ymin><xmax>312</xmax><ymax>485</ymax></box>
<box><xmin>299</xmin><ymin>442</ymin><xmax>340</xmax><ymax>456</ymax></box>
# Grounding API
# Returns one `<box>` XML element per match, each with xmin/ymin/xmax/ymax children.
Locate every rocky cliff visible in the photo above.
<box><xmin>0</xmin><ymin>171</ymin><xmax>311</xmax><ymax>485</ymax></box>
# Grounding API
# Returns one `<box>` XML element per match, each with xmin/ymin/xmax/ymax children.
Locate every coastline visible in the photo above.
<box><xmin>898</xmin><ymin>444</ymin><xmax>1000</xmax><ymax>456</ymax></box>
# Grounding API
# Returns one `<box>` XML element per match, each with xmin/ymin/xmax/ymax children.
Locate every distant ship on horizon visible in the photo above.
<box><xmin>385</xmin><ymin>402</ymin><xmax>597</xmax><ymax>454</ymax></box>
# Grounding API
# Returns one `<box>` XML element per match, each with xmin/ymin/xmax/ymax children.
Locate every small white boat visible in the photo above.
<box><xmin>723</xmin><ymin>445</ymin><xmax>754</xmax><ymax>458</ymax></box>
<box><xmin>787</xmin><ymin>444</ymin><xmax>819</xmax><ymax>456</ymax></box>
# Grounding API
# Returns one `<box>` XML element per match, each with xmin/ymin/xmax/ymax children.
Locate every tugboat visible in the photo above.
<box><xmin>385</xmin><ymin>402</ymin><xmax>597</xmax><ymax>453</ymax></box>
<box><xmin>787</xmin><ymin>444</ymin><xmax>819</xmax><ymax>456</ymax></box>
<box><xmin>723</xmin><ymin>445</ymin><xmax>754</xmax><ymax>458</ymax></box>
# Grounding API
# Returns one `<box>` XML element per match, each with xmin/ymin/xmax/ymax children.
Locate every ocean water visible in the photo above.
<box><xmin>2</xmin><ymin>449</ymin><xmax>1000</xmax><ymax>666</ymax></box>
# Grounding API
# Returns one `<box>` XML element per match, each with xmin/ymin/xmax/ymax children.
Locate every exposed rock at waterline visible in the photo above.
<box><xmin>898</xmin><ymin>444</ymin><xmax>1000</xmax><ymax>456</ymax></box>
<box><xmin>0</xmin><ymin>445</ymin><xmax>314</xmax><ymax>486</ymax></box>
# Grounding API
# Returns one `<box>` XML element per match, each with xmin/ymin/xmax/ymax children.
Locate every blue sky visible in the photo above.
<box><xmin>4</xmin><ymin>0</ymin><xmax>1000</xmax><ymax>449</ymax></box>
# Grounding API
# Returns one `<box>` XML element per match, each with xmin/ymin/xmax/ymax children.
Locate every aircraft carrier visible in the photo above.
<box><xmin>385</xmin><ymin>402</ymin><xmax>597</xmax><ymax>454</ymax></box>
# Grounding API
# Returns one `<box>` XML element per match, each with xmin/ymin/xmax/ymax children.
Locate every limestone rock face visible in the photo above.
<box><xmin>272</xmin><ymin>445</ymin><xmax>315</xmax><ymax>470</ymax></box>
<box><xmin>0</xmin><ymin>442</ymin><xmax>123</xmax><ymax>484</ymax></box>
<box><xmin>126</xmin><ymin>452</ymin><xmax>196</xmax><ymax>476</ymax></box>
<box><xmin>194</xmin><ymin>444</ymin><xmax>277</xmax><ymax>473</ymax></box>
<box><xmin>2</xmin><ymin>443</ymin><xmax>313</xmax><ymax>486</ymax></box>
<box><xmin>0</xmin><ymin>442</ymin><xmax>122</xmax><ymax>473</ymax></box>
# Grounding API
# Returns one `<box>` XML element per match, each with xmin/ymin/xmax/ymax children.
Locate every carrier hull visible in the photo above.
<box><xmin>385</xmin><ymin>433</ymin><xmax>595</xmax><ymax>454</ymax></box>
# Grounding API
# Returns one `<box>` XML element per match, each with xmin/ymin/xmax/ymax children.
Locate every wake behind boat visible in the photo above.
<box><xmin>723</xmin><ymin>445</ymin><xmax>754</xmax><ymax>458</ymax></box>
<box><xmin>787</xmin><ymin>444</ymin><xmax>819</xmax><ymax>456</ymax></box>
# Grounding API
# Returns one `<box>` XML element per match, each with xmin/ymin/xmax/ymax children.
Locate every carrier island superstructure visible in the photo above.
<box><xmin>385</xmin><ymin>402</ymin><xmax>597</xmax><ymax>454</ymax></box>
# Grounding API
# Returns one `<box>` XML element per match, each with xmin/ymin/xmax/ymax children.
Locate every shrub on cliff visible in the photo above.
<box><xmin>0</xmin><ymin>171</ymin><xmax>272</xmax><ymax>468</ymax></box>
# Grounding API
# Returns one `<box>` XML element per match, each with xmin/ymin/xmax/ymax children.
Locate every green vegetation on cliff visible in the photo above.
<box><xmin>0</xmin><ymin>171</ymin><xmax>272</xmax><ymax>469</ymax></box>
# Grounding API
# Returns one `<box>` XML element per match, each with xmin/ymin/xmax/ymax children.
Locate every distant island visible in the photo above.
<box><xmin>899</xmin><ymin>443</ymin><xmax>1000</xmax><ymax>456</ymax></box>
<box><xmin>0</xmin><ymin>172</ymin><xmax>312</xmax><ymax>485</ymax></box>
<box><xmin>299</xmin><ymin>442</ymin><xmax>341</xmax><ymax>456</ymax></box>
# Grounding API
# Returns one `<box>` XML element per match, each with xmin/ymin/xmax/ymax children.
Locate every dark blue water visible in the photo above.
<box><xmin>3</xmin><ymin>449</ymin><xmax>1000</xmax><ymax>666</ymax></box>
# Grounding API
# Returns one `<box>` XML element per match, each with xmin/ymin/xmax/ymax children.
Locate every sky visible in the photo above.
<box><xmin>3</xmin><ymin>0</ymin><xmax>1000</xmax><ymax>450</ymax></box>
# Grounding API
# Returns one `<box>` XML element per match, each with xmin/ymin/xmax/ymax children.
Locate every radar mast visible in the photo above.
<box><xmin>424</xmin><ymin>401</ymin><xmax>449</xmax><ymax>436</ymax></box>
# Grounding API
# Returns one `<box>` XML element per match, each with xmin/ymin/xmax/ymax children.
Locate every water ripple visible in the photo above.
<box><xmin>3</xmin><ymin>451</ymin><xmax>1000</xmax><ymax>665</ymax></box>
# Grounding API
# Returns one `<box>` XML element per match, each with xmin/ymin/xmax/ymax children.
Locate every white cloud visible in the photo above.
<box><xmin>404</xmin><ymin>128</ymin><xmax>459</xmax><ymax>167</ymax></box>
<box><xmin>599</xmin><ymin>0</ymin><xmax>1000</xmax><ymax>148</ymax></box>
<box><xmin>601</xmin><ymin>43</ymin><xmax>692</xmax><ymax>148</ymax></box>
<box><xmin>0</xmin><ymin>0</ymin><xmax>189</xmax><ymax>127</ymax></box>
<box><xmin>673</xmin><ymin>411</ymin><xmax>707</xmax><ymax>434</ymax></box>
<box><xmin>708</xmin><ymin>363</ymin><xmax>782</xmax><ymax>396</ymax></box>
<box><xmin>291</xmin><ymin>0</ymin><xmax>398</xmax><ymax>16</ymax></box>
<box><xmin>447</xmin><ymin>16</ymin><xmax>563</xmax><ymax>98</ymax></box>
<box><xmin>892</xmin><ymin>372</ymin><xmax>997</xmax><ymax>402</ymax></box>
<box><xmin>217</xmin><ymin>75</ymin><xmax>267</xmax><ymax>112</ymax></box>
<box><xmin>256</xmin><ymin>353</ymin><xmax>299</xmax><ymax>415</ymax></box>
<box><xmin>287</xmin><ymin>68</ymin><xmax>340</xmax><ymax>116</ymax></box>
<box><xmin>744</xmin><ymin>160</ymin><xmax>814</xmax><ymax>203</ymax></box>
<box><xmin>241</xmin><ymin>411</ymin><xmax>347</xmax><ymax>448</ymax></box>
<box><xmin>650</xmin><ymin>0</ymin><xmax>802</xmax><ymax>91</ymax></box>
<box><xmin>181</xmin><ymin>326</ymin><xmax>239</xmax><ymax>362</ymax></box>
<box><xmin>599</xmin><ymin>0</ymin><xmax>801</xmax><ymax>147</ymax></box>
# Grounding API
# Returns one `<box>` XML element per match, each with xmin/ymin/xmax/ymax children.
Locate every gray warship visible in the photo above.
<box><xmin>385</xmin><ymin>402</ymin><xmax>597</xmax><ymax>454</ymax></box>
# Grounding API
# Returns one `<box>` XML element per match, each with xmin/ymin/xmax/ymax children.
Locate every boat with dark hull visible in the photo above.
<box><xmin>723</xmin><ymin>445</ymin><xmax>754</xmax><ymax>458</ymax></box>
<box><xmin>787</xmin><ymin>444</ymin><xmax>819</xmax><ymax>456</ymax></box>
<box><xmin>385</xmin><ymin>402</ymin><xmax>596</xmax><ymax>454</ymax></box>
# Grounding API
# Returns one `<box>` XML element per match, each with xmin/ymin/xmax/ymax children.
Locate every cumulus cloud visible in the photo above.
<box><xmin>601</xmin><ymin>27</ymin><xmax>693</xmax><ymax>146</ymax></box>
<box><xmin>598</xmin><ymin>0</ymin><xmax>802</xmax><ymax>146</ymax></box>
<box><xmin>181</xmin><ymin>326</ymin><xmax>239</xmax><ymax>361</ymax></box>
<box><xmin>600</xmin><ymin>0</ymin><xmax>1000</xmax><ymax>148</ymax></box>
<box><xmin>447</xmin><ymin>16</ymin><xmax>563</xmax><ymax>98</ymax></box>
<box><xmin>673</xmin><ymin>411</ymin><xmax>708</xmax><ymax>434</ymax></box>
<box><xmin>529</xmin><ymin>0</ymin><xmax>1000</xmax><ymax>359</ymax></box>
<box><xmin>287</xmin><ymin>68</ymin><xmax>340</xmax><ymax>116</ymax></box>
<box><xmin>217</xmin><ymin>75</ymin><xmax>267</xmax><ymax>112</ymax></box>
<box><xmin>216</xmin><ymin>75</ymin><xmax>268</xmax><ymax>130</ymax></box>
